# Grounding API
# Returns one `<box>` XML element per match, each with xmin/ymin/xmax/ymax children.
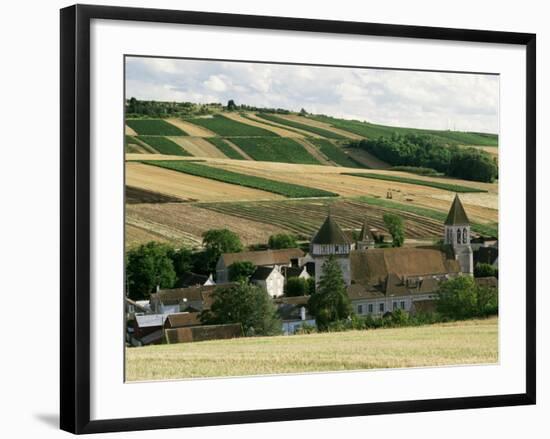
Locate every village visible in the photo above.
<box><xmin>126</xmin><ymin>195</ymin><xmax>499</xmax><ymax>347</ymax></box>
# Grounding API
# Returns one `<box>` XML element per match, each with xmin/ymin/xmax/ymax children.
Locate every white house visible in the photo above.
<box><xmin>251</xmin><ymin>266</ymin><xmax>285</xmax><ymax>298</ymax></box>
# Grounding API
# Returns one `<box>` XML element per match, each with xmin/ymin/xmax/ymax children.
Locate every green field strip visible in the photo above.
<box><xmin>137</xmin><ymin>136</ymin><xmax>192</xmax><ymax>156</ymax></box>
<box><xmin>255</xmin><ymin>114</ymin><xmax>347</xmax><ymax>140</ymax></box>
<box><xmin>204</xmin><ymin>137</ymin><xmax>247</xmax><ymax>159</ymax></box>
<box><xmin>307</xmin><ymin>138</ymin><xmax>364</xmax><ymax>168</ymax></box>
<box><xmin>228</xmin><ymin>137</ymin><xmax>321</xmax><ymax>164</ymax></box>
<box><xmin>126</xmin><ymin>119</ymin><xmax>188</xmax><ymax>136</ymax></box>
<box><xmin>140</xmin><ymin>160</ymin><xmax>338</xmax><ymax>198</ymax></box>
<box><xmin>311</xmin><ymin>115</ymin><xmax>498</xmax><ymax>147</ymax></box>
<box><xmin>240</xmin><ymin>113</ymin><xmax>311</xmax><ymax>137</ymax></box>
<box><xmin>343</xmin><ymin>172</ymin><xmax>488</xmax><ymax>193</ymax></box>
<box><xmin>184</xmin><ymin>114</ymin><xmax>279</xmax><ymax>137</ymax></box>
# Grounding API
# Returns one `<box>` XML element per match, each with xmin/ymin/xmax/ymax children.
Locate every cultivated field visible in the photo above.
<box><xmin>168</xmin><ymin>136</ymin><xmax>228</xmax><ymax>158</ymax></box>
<box><xmin>126</xmin><ymin>119</ymin><xmax>187</xmax><ymax>136</ymax></box>
<box><xmin>126</xmin><ymin>317</ymin><xmax>498</xmax><ymax>381</ymax></box>
<box><xmin>184</xmin><ymin>114</ymin><xmax>278</xmax><ymax>137</ymax></box>
<box><xmin>256</xmin><ymin>113</ymin><xmax>347</xmax><ymax>139</ymax></box>
<box><xmin>229</xmin><ymin>137</ymin><xmax>321</xmax><ymax>164</ymax></box>
<box><xmin>137</xmin><ymin>136</ymin><xmax>191</xmax><ymax>156</ymax></box>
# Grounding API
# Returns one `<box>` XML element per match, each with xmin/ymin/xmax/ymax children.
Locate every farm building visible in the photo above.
<box><xmin>216</xmin><ymin>248</ymin><xmax>304</xmax><ymax>283</ymax></box>
<box><xmin>311</xmin><ymin>195</ymin><xmax>483</xmax><ymax>316</ymax></box>
<box><xmin>150</xmin><ymin>284</ymin><xmax>225</xmax><ymax>314</ymax></box>
<box><xmin>274</xmin><ymin>295</ymin><xmax>316</xmax><ymax>335</ymax></box>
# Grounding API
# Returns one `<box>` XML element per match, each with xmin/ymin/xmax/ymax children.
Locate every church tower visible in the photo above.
<box><xmin>444</xmin><ymin>195</ymin><xmax>473</xmax><ymax>275</ymax></box>
<box><xmin>357</xmin><ymin>217</ymin><xmax>375</xmax><ymax>251</ymax></box>
<box><xmin>310</xmin><ymin>214</ymin><xmax>353</xmax><ymax>286</ymax></box>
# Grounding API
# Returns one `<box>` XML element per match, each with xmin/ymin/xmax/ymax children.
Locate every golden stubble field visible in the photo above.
<box><xmin>126</xmin><ymin>317</ymin><xmax>498</xmax><ymax>381</ymax></box>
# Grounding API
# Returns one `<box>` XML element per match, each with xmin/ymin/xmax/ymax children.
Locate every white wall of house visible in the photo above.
<box><xmin>352</xmin><ymin>293</ymin><xmax>438</xmax><ymax>316</ymax></box>
<box><xmin>253</xmin><ymin>269</ymin><xmax>285</xmax><ymax>298</ymax></box>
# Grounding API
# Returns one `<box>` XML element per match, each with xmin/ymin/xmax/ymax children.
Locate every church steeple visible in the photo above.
<box><xmin>357</xmin><ymin>217</ymin><xmax>375</xmax><ymax>250</ymax></box>
<box><xmin>444</xmin><ymin>194</ymin><xmax>473</xmax><ymax>275</ymax></box>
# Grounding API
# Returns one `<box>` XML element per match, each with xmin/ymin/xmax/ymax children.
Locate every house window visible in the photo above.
<box><xmin>357</xmin><ymin>305</ymin><xmax>363</xmax><ymax>314</ymax></box>
<box><xmin>379</xmin><ymin>303</ymin><xmax>385</xmax><ymax>313</ymax></box>
<box><xmin>393</xmin><ymin>301</ymin><xmax>398</xmax><ymax>310</ymax></box>
<box><xmin>400</xmin><ymin>301</ymin><xmax>406</xmax><ymax>309</ymax></box>
<box><xmin>368</xmin><ymin>304</ymin><xmax>373</xmax><ymax>313</ymax></box>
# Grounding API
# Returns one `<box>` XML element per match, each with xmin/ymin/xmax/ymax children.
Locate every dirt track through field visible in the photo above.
<box><xmin>125</xmin><ymin>125</ymin><xmax>138</xmax><ymax>135</ymax></box>
<box><xmin>126</xmin><ymin>162</ymin><xmax>283</xmax><ymax>202</ymax></box>
<box><xmin>293</xmin><ymin>138</ymin><xmax>334</xmax><ymax>165</ymax></box>
<box><xmin>221</xmin><ymin>112</ymin><xmax>304</xmax><ymax>138</ymax></box>
<box><xmin>245</xmin><ymin>113</ymin><xmax>322</xmax><ymax>138</ymax></box>
<box><xmin>168</xmin><ymin>137</ymin><xmax>228</xmax><ymax>158</ymax></box>
<box><xmin>278</xmin><ymin>114</ymin><xmax>364</xmax><ymax>140</ymax></box>
<box><xmin>166</xmin><ymin>118</ymin><xmax>216</xmax><ymax>137</ymax></box>
<box><xmin>222</xmin><ymin>139</ymin><xmax>254</xmax><ymax>160</ymax></box>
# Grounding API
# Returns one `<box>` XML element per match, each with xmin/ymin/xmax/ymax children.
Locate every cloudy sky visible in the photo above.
<box><xmin>126</xmin><ymin>57</ymin><xmax>499</xmax><ymax>134</ymax></box>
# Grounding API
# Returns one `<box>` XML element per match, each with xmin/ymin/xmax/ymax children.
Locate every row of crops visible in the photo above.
<box><xmin>307</xmin><ymin>138</ymin><xmax>362</xmax><ymax>168</ymax></box>
<box><xmin>184</xmin><ymin>114</ymin><xmax>277</xmax><ymax>137</ymax></box>
<box><xmin>140</xmin><ymin>160</ymin><xmax>338</xmax><ymax>198</ymax></box>
<box><xmin>255</xmin><ymin>113</ymin><xmax>347</xmax><ymax>139</ymax></box>
<box><xmin>229</xmin><ymin>137</ymin><xmax>321</xmax><ymax>164</ymax></box>
<box><xmin>343</xmin><ymin>172</ymin><xmax>488</xmax><ymax>193</ymax></box>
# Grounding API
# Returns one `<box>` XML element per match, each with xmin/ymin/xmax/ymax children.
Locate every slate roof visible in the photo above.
<box><xmin>358</xmin><ymin>218</ymin><xmax>375</xmax><ymax>241</ymax></box>
<box><xmin>220</xmin><ymin>248</ymin><xmax>304</xmax><ymax>267</ymax></box>
<box><xmin>251</xmin><ymin>266</ymin><xmax>278</xmax><ymax>281</ymax></box>
<box><xmin>311</xmin><ymin>215</ymin><xmax>350</xmax><ymax>245</ymax></box>
<box><xmin>180</xmin><ymin>272</ymin><xmax>209</xmax><ymax>288</ymax></box>
<box><xmin>475</xmin><ymin>246</ymin><xmax>499</xmax><ymax>265</ymax></box>
<box><xmin>151</xmin><ymin>285</ymin><xmax>227</xmax><ymax>306</ymax></box>
<box><xmin>445</xmin><ymin>195</ymin><xmax>470</xmax><ymax>225</ymax></box>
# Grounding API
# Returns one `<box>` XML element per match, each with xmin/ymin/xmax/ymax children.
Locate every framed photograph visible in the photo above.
<box><xmin>60</xmin><ymin>4</ymin><xmax>536</xmax><ymax>434</ymax></box>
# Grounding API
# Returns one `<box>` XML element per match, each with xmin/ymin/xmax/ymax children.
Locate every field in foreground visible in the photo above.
<box><xmin>126</xmin><ymin>317</ymin><xmax>498</xmax><ymax>381</ymax></box>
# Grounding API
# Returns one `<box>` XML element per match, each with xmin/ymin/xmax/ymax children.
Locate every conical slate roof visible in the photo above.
<box><xmin>311</xmin><ymin>215</ymin><xmax>350</xmax><ymax>245</ymax></box>
<box><xmin>444</xmin><ymin>195</ymin><xmax>470</xmax><ymax>225</ymax></box>
<box><xmin>359</xmin><ymin>217</ymin><xmax>375</xmax><ymax>241</ymax></box>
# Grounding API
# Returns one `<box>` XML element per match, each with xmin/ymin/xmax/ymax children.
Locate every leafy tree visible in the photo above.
<box><xmin>299</xmin><ymin>108</ymin><xmax>308</xmax><ymax>116</ymax></box>
<box><xmin>383</xmin><ymin>213</ymin><xmax>405</xmax><ymax>247</ymax></box>
<box><xmin>308</xmin><ymin>255</ymin><xmax>352</xmax><ymax>331</ymax></box>
<box><xmin>201</xmin><ymin>283</ymin><xmax>282</xmax><ymax>336</ymax></box>
<box><xmin>448</xmin><ymin>148</ymin><xmax>498</xmax><ymax>183</ymax></box>
<box><xmin>474</xmin><ymin>262</ymin><xmax>498</xmax><ymax>278</ymax></box>
<box><xmin>285</xmin><ymin>277</ymin><xmax>309</xmax><ymax>297</ymax></box>
<box><xmin>437</xmin><ymin>275</ymin><xmax>497</xmax><ymax>319</ymax></box>
<box><xmin>167</xmin><ymin>247</ymin><xmax>193</xmax><ymax>279</ymax></box>
<box><xmin>228</xmin><ymin>261</ymin><xmax>256</xmax><ymax>282</ymax></box>
<box><xmin>227</xmin><ymin>99</ymin><xmax>237</xmax><ymax>111</ymax></box>
<box><xmin>126</xmin><ymin>242</ymin><xmax>177</xmax><ymax>300</ymax></box>
<box><xmin>202</xmin><ymin>229</ymin><xmax>243</xmax><ymax>273</ymax></box>
<box><xmin>268</xmin><ymin>233</ymin><xmax>298</xmax><ymax>249</ymax></box>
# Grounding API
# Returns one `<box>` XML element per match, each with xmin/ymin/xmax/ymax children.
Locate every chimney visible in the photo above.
<box><xmin>300</xmin><ymin>306</ymin><xmax>306</xmax><ymax>321</ymax></box>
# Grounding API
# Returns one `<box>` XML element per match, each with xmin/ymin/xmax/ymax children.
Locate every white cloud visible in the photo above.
<box><xmin>125</xmin><ymin>57</ymin><xmax>499</xmax><ymax>133</ymax></box>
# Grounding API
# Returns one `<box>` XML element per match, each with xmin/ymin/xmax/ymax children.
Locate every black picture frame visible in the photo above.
<box><xmin>60</xmin><ymin>4</ymin><xmax>536</xmax><ymax>434</ymax></box>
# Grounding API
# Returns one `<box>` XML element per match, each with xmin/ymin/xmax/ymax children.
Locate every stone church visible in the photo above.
<box><xmin>310</xmin><ymin>195</ymin><xmax>474</xmax><ymax>316</ymax></box>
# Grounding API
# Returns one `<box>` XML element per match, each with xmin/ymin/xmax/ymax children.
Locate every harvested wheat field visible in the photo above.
<box><xmin>168</xmin><ymin>136</ymin><xmax>227</xmax><ymax>158</ymax></box>
<box><xmin>244</xmin><ymin>112</ymin><xmax>319</xmax><ymax>137</ymax></box>
<box><xmin>126</xmin><ymin>202</ymin><xmax>287</xmax><ymax>248</ymax></box>
<box><xmin>221</xmin><ymin>112</ymin><xmax>305</xmax><ymax>138</ymax></box>
<box><xmin>125</xmin><ymin>125</ymin><xmax>137</xmax><ymax>135</ymax></box>
<box><xmin>126</xmin><ymin>162</ymin><xmax>283</xmax><ymax>202</ymax></box>
<box><xmin>165</xmin><ymin>118</ymin><xmax>215</xmax><ymax>137</ymax></box>
<box><xmin>277</xmin><ymin>114</ymin><xmax>363</xmax><ymax>139</ymax></box>
<box><xmin>205</xmin><ymin>160</ymin><xmax>498</xmax><ymax>224</ymax></box>
<box><xmin>126</xmin><ymin>317</ymin><xmax>498</xmax><ymax>381</ymax></box>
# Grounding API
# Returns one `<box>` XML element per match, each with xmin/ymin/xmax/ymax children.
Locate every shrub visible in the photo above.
<box><xmin>474</xmin><ymin>262</ymin><xmax>498</xmax><ymax>278</ymax></box>
<box><xmin>268</xmin><ymin>233</ymin><xmax>298</xmax><ymax>249</ymax></box>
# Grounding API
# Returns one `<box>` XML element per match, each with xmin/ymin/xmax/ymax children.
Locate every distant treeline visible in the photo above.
<box><xmin>350</xmin><ymin>133</ymin><xmax>498</xmax><ymax>183</ymax></box>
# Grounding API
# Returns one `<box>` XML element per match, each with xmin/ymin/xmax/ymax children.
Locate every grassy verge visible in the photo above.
<box><xmin>344</xmin><ymin>172</ymin><xmax>488</xmax><ymax>193</ymax></box>
<box><xmin>204</xmin><ymin>137</ymin><xmax>246</xmax><ymax>159</ymax></box>
<box><xmin>141</xmin><ymin>160</ymin><xmax>338</xmax><ymax>198</ymax></box>
<box><xmin>356</xmin><ymin>195</ymin><xmax>498</xmax><ymax>237</ymax></box>
<box><xmin>256</xmin><ymin>113</ymin><xmax>347</xmax><ymax>139</ymax></box>
<box><xmin>126</xmin><ymin>317</ymin><xmax>497</xmax><ymax>380</ymax></box>
<box><xmin>137</xmin><ymin>136</ymin><xmax>191</xmax><ymax>156</ymax></box>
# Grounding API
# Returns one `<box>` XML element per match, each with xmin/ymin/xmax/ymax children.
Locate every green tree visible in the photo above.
<box><xmin>383</xmin><ymin>213</ymin><xmax>405</xmax><ymax>247</ymax></box>
<box><xmin>167</xmin><ymin>247</ymin><xmax>193</xmax><ymax>279</ymax></box>
<box><xmin>474</xmin><ymin>262</ymin><xmax>498</xmax><ymax>278</ymax></box>
<box><xmin>201</xmin><ymin>283</ymin><xmax>281</xmax><ymax>336</ymax></box>
<box><xmin>437</xmin><ymin>276</ymin><xmax>478</xmax><ymax>319</ymax></box>
<box><xmin>268</xmin><ymin>233</ymin><xmax>298</xmax><ymax>249</ymax></box>
<box><xmin>308</xmin><ymin>255</ymin><xmax>352</xmax><ymax>330</ymax></box>
<box><xmin>126</xmin><ymin>242</ymin><xmax>177</xmax><ymax>300</ymax></box>
<box><xmin>227</xmin><ymin>99</ymin><xmax>237</xmax><ymax>111</ymax></box>
<box><xmin>228</xmin><ymin>261</ymin><xmax>256</xmax><ymax>282</ymax></box>
<box><xmin>202</xmin><ymin>229</ymin><xmax>243</xmax><ymax>273</ymax></box>
<box><xmin>285</xmin><ymin>277</ymin><xmax>309</xmax><ymax>297</ymax></box>
<box><xmin>476</xmin><ymin>285</ymin><xmax>498</xmax><ymax>316</ymax></box>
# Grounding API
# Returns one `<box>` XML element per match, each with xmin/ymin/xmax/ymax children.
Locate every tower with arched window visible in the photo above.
<box><xmin>444</xmin><ymin>195</ymin><xmax>473</xmax><ymax>274</ymax></box>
